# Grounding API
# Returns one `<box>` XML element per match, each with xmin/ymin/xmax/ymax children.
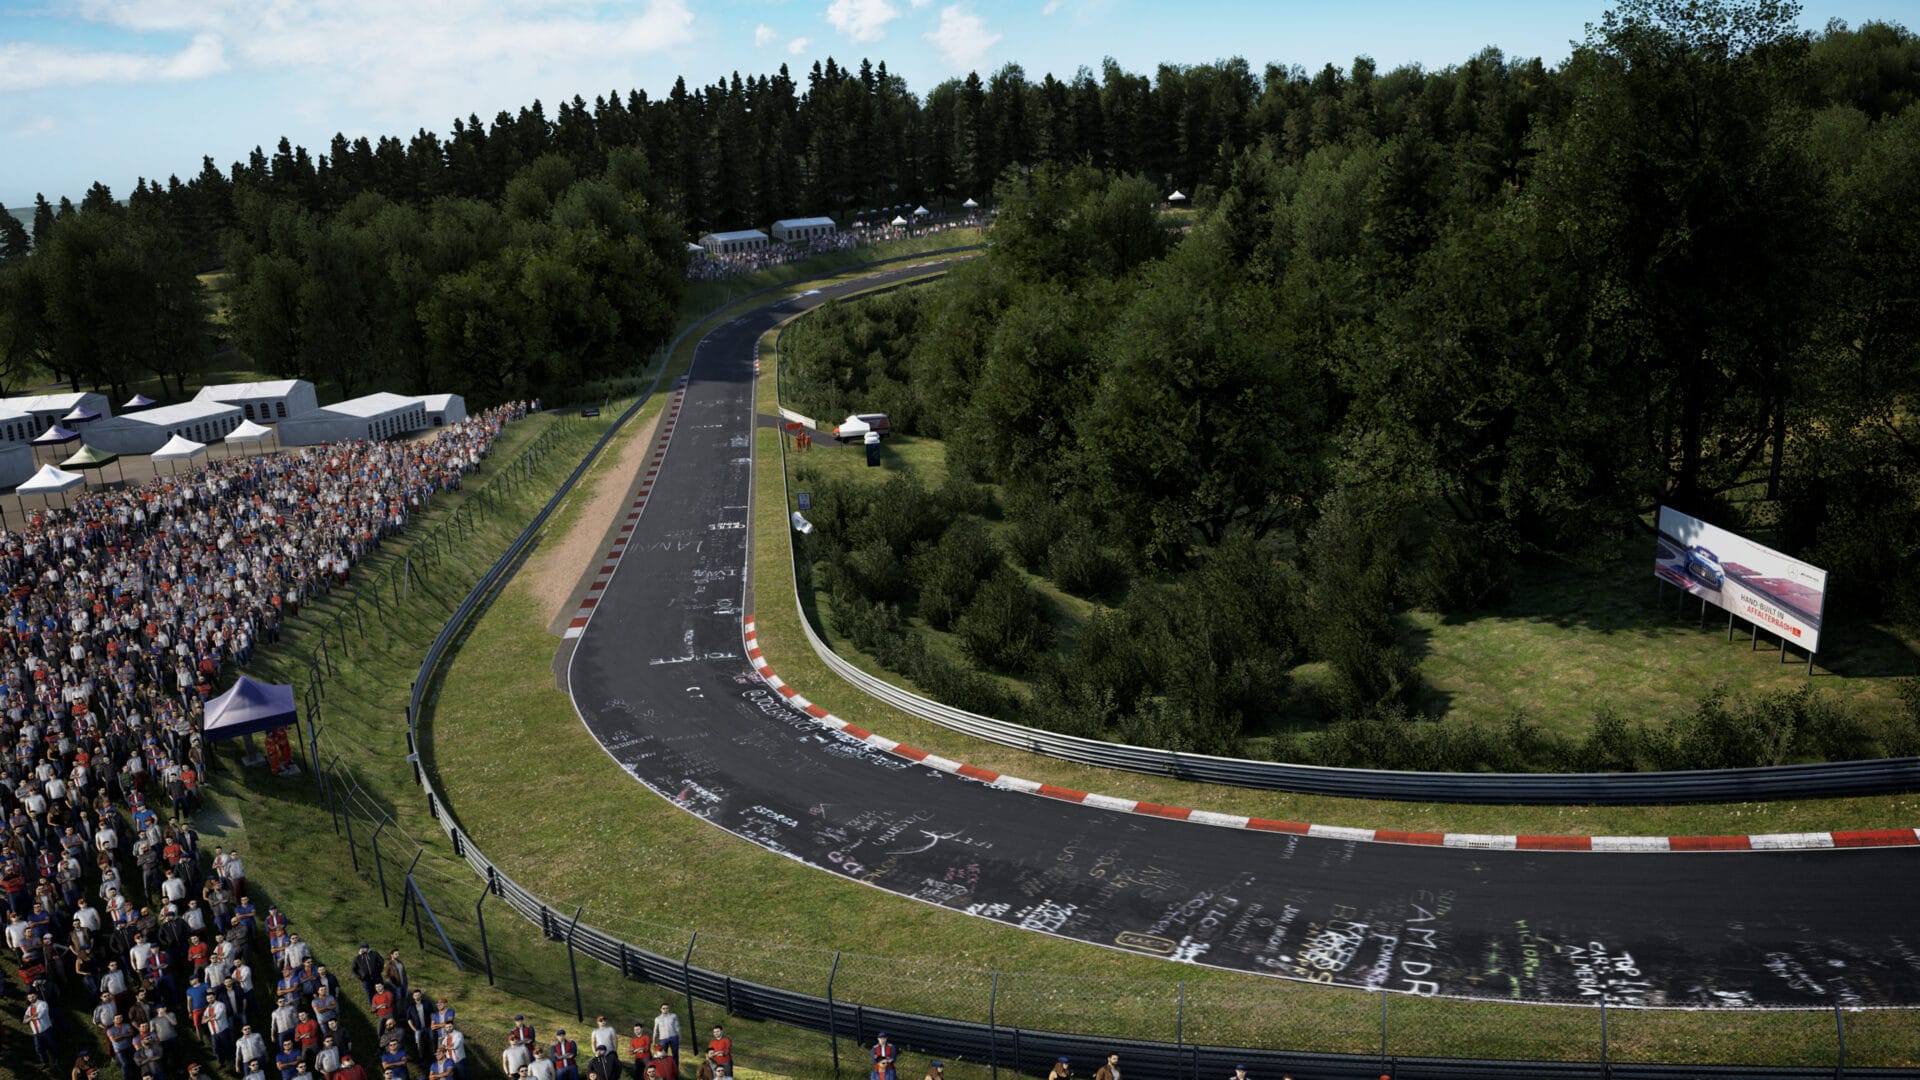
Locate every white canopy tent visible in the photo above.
<box><xmin>224</xmin><ymin>419</ymin><xmax>275</xmax><ymax>456</ymax></box>
<box><xmin>891</xmin><ymin>215</ymin><xmax>909</xmax><ymax>226</ymax></box>
<box><xmin>151</xmin><ymin>434</ymin><xmax>207</xmax><ymax>474</ymax></box>
<box><xmin>913</xmin><ymin>205</ymin><xmax>930</xmax><ymax>217</ymax></box>
<box><xmin>1168</xmin><ymin>190</ymin><xmax>1188</xmax><ymax>202</ymax></box>
<box><xmin>962</xmin><ymin>197</ymin><xmax>979</xmax><ymax>208</ymax></box>
<box><xmin>17</xmin><ymin>463</ymin><xmax>85</xmax><ymax>508</ymax></box>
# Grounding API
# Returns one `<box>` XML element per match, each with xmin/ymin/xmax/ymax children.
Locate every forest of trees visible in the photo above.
<box><xmin>778</xmin><ymin>3</ymin><xmax>1920</xmax><ymax>769</ymax></box>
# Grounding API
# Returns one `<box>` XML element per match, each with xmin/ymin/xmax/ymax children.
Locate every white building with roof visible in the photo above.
<box><xmin>276</xmin><ymin>391</ymin><xmax>430</xmax><ymax>446</ymax></box>
<box><xmin>0</xmin><ymin>443</ymin><xmax>32</xmax><ymax>490</ymax></box>
<box><xmin>771</xmin><ymin>217</ymin><xmax>836</xmax><ymax>243</ymax></box>
<box><xmin>83</xmin><ymin>401</ymin><xmax>244</xmax><ymax>455</ymax></box>
<box><xmin>2</xmin><ymin>392</ymin><xmax>112</xmax><ymax>434</ymax></box>
<box><xmin>699</xmin><ymin>229</ymin><xmax>770</xmax><ymax>255</ymax></box>
<box><xmin>193</xmin><ymin>379</ymin><xmax>318</xmax><ymax>424</ymax></box>
<box><xmin>415</xmin><ymin>394</ymin><xmax>467</xmax><ymax>427</ymax></box>
<box><xmin>0</xmin><ymin>404</ymin><xmax>36</xmax><ymax>446</ymax></box>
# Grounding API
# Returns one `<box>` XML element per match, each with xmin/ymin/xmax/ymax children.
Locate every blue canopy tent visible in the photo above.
<box><xmin>203</xmin><ymin>675</ymin><xmax>298</xmax><ymax>740</ymax></box>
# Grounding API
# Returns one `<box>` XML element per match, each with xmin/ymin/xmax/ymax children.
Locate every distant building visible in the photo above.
<box><xmin>415</xmin><ymin>393</ymin><xmax>467</xmax><ymax>427</ymax></box>
<box><xmin>700</xmin><ymin>229</ymin><xmax>771</xmax><ymax>255</ymax></box>
<box><xmin>193</xmin><ymin>379</ymin><xmax>319</xmax><ymax>424</ymax></box>
<box><xmin>276</xmin><ymin>391</ymin><xmax>431</xmax><ymax>446</ymax></box>
<box><xmin>0</xmin><ymin>443</ymin><xmax>32</xmax><ymax>490</ymax></box>
<box><xmin>0</xmin><ymin>404</ymin><xmax>36</xmax><ymax>446</ymax></box>
<box><xmin>771</xmin><ymin>217</ymin><xmax>836</xmax><ymax>243</ymax></box>
<box><xmin>2</xmin><ymin>392</ymin><xmax>112</xmax><ymax>433</ymax></box>
<box><xmin>85</xmin><ymin>401</ymin><xmax>244</xmax><ymax>455</ymax></box>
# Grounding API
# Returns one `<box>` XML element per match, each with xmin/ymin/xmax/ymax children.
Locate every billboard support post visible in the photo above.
<box><xmin>1808</xmin><ymin>651</ymin><xmax>1815</xmax><ymax>677</ymax></box>
<box><xmin>1752</xmin><ymin>623</ymin><xmax>1760</xmax><ymax>650</ymax></box>
<box><xmin>1781</xmin><ymin>638</ymin><xmax>1788</xmax><ymax>664</ymax></box>
<box><xmin>1726</xmin><ymin>610</ymin><xmax>1735</xmax><ymax>642</ymax></box>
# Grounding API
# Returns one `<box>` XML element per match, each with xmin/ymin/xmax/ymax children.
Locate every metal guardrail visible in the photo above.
<box><xmin>390</xmin><ymin>258</ymin><xmax>1920</xmax><ymax>1080</ymax></box>
<box><xmin>763</xmin><ymin>326</ymin><xmax>1920</xmax><ymax>806</ymax></box>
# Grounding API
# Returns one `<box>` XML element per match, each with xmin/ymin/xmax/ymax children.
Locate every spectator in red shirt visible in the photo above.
<box><xmin>705</xmin><ymin>1028</ymin><xmax>731</xmax><ymax>1078</ymax></box>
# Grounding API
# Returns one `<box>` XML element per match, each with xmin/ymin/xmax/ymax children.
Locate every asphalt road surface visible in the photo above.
<box><xmin>566</xmin><ymin>263</ymin><xmax>1920</xmax><ymax>1008</ymax></box>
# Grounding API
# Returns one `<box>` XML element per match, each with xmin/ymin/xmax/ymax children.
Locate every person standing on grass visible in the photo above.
<box><xmin>588</xmin><ymin>1042</ymin><xmax>623</xmax><ymax>1080</ymax></box>
<box><xmin>235</xmin><ymin>1024</ymin><xmax>269</xmax><ymax>1075</ymax></box>
<box><xmin>24</xmin><ymin>989</ymin><xmax>57</xmax><ymax>1064</ymax></box>
<box><xmin>923</xmin><ymin>1062</ymin><xmax>946</xmax><ymax>1080</ymax></box>
<box><xmin>503</xmin><ymin>1036</ymin><xmax>532</xmax><ymax>1078</ymax></box>
<box><xmin>590</xmin><ymin>1017</ymin><xmax>618</xmax><ymax>1062</ymax></box>
<box><xmin>383</xmin><ymin>951</ymin><xmax>409</xmax><ymax>999</ymax></box>
<box><xmin>551</xmin><ymin>1031</ymin><xmax>580</xmax><ymax>1080</ymax></box>
<box><xmin>352</xmin><ymin>945</ymin><xmax>382</xmax><ymax>1003</ymax></box>
<box><xmin>870</xmin><ymin>1033</ymin><xmax>897</xmax><ymax>1080</ymax></box>
<box><xmin>651</xmin><ymin>1004</ymin><xmax>681</xmax><ymax>1062</ymax></box>
<box><xmin>628</xmin><ymin>1023</ymin><xmax>651</xmax><ymax>1064</ymax></box>
<box><xmin>381</xmin><ymin>1041</ymin><xmax>411</xmax><ymax>1080</ymax></box>
<box><xmin>1094</xmin><ymin>1053</ymin><xmax>1121</xmax><ymax>1080</ymax></box>
<box><xmin>405</xmin><ymin>992</ymin><xmax>433</xmax><ymax>1062</ymax></box>
<box><xmin>705</xmin><ymin>1026</ymin><xmax>732</xmax><ymax>1079</ymax></box>
<box><xmin>512</xmin><ymin>1016</ymin><xmax>538</xmax><ymax>1053</ymax></box>
<box><xmin>527</xmin><ymin>1045</ymin><xmax>556</xmax><ymax>1080</ymax></box>
<box><xmin>1048</xmin><ymin>1057</ymin><xmax>1071</xmax><ymax>1080</ymax></box>
<box><xmin>334</xmin><ymin>1053</ymin><xmax>371</xmax><ymax>1080</ymax></box>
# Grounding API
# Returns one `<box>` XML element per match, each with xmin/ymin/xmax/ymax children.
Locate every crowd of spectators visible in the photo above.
<box><xmin>683</xmin><ymin>214</ymin><xmax>990</xmax><ymax>283</ymax></box>
<box><xmin>0</xmin><ymin>402</ymin><xmax>531</xmax><ymax>1077</ymax></box>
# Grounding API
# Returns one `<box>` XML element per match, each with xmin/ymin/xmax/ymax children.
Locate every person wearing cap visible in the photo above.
<box><xmin>590</xmin><ymin>1016</ymin><xmax>618</xmax><ymax>1061</ymax></box>
<box><xmin>428</xmin><ymin>1047</ymin><xmax>456</xmax><ymax>1080</ymax></box>
<box><xmin>512</xmin><ymin>1016</ymin><xmax>538</xmax><ymax>1052</ymax></box>
<box><xmin>334</xmin><ymin>1052</ymin><xmax>371</xmax><ymax>1080</ymax></box>
<box><xmin>651</xmin><ymin>1004</ymin><xmax>681</xmax><ymax>1062</ymax></box>
<box><xmin>503</xmin><ymin>1035</ymin><xmax>533</xmax><ymax>1077</ymax></box>
<box><xmin>528</xmin><ymin>1044</ymin><xmax>557</xmax><ymax>1080</ymax></box>
<box><xmin>1094</xmin><ymin>1053</ymin><xmax>1121</xmax><ymax>1080</ymax></box>
<box><xmin>1229</xmin><ymin>1065</ymin><xmax>1250</xmax><ymax>1080</ymax></box>
<box><xmin>72</xmin><ymin>1049</ymin><xmax>100</xmax><ymax>1080</ymax></box>
<box><xmin>870</xmin><ymin>1033</ymin><xmax>897</xmax><ymax>1080</ymax></box>
<box><xmin>587</xmin><ymin>1040</ymin><xmax>623</xmax><ymax>1080</ymax></box>
<box><xmin>1047</xmin><ymin>1057</ymin><xmax>1071</xmax><ymax>1080</ymax></box>
<box><xmin>352</xmin><ymin>945</ymin><xmax>383</xmax><ymax>1003</ymax></box>
<box><xmin>922</xmin><ymin>1063</ymin><xmax>945</xmax><ymax>1080</ymax></box>
<box><xmin>551</xmin><ymin>1030</ymin><xmax>581</xmax><ymax>1080</ymax></box>
<box><xmin>705</xmin><ymin>1025</ymin><xmax>732</xmax><ymax>1078</ymax></box>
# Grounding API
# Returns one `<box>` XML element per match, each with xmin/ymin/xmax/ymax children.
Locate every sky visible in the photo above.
<box><xmin>2</xmin><ymin>0</ymin><xmax>1913</xmax><ymax>210</ymax></box>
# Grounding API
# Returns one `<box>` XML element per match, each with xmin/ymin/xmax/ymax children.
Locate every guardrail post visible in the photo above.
<box><xmin>399</xmin><ymin>851</ymin><xmax>423</xmax><ymax>928</ymax></box>
<box><xmin>683</xmin><ymin>932</ymin><xmax>699</xmax><ymax>1046</ymax></box>
<box><xmin>565</xmin><ymin>905</ymin><xmax>585</xmax><ymax>1022</ymax></box>
<box><xmin>826</xmin><ymin>951</ymin><xmax>841</xmax><ymax>1078</ymax></box>
<box><xmin>475</xmin><ymin>877</ymin><xmax>493</xmax><ymax>986</ymax></box>
<box><xmin>371</xmin><ymin>817</ymin><xmax>390</xmax><ymax>907</ymax></box>
<box><xmin>987</xmin><ymin>971</ymin><xmax>997</xmax><ymax>1080</ymax></box>
<box><xmin>322</xmin><ymin>756</ymin><xmax>342</xmax><ymax>834</ymax></box>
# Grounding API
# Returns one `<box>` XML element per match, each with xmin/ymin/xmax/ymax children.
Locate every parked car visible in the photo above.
<box><xmin>1685</xmin><ymin>545</ymin><xmax>1724</xmax><ymax>588</ymax></box>
<box><xmin>832</xmin><ymin>413</ymin><xmax>891</xmax><ymax>443</ymax></box>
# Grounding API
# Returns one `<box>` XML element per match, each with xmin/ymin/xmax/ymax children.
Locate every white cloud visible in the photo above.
<box><xmin>825</xmin><ymin>0</ymin><xmax>898</xmax><ymax>42</ymax></box>
<box><xmin>1041</xmin><ymin>0</ymin><xmax>1060</xmax><ymax>14</ymax></box>
<box><xmin>754</xmin><ymin>23</ymin><xmax>778</xmax><ymax>47</ymax></box>
<box><xmin>14</xmin><ymin>115</ymin><xmax>59</xmax><ymax>138</ymax></box>
<box><xmin>0</xmin><ymin>32</ymin><xmax>227</xmax><ymax>90</ymax></box>
<box><xmin>6</xmin><ymin>1</ymin><xmax>696</xmax><ymax>100</ymax></box>
<box><xmin>787</xmin><ymin>37</ymin><xmax>812</xmax><ymax>55</ymax></box>
<box><xmin>924</xmin><ymin>5</ymin><xmax>1000</xmax><ymax>69</ymax></box>
<box><xmin>911</xmin><ymin>0</ymin><xmax>932</xmax><ymax>7</ymax></box>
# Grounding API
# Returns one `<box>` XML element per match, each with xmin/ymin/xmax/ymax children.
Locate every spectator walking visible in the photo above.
<box><xmin>1094</xmin><ymin>1053</ymin><xmax>1121</xmax><ymax>1080</ymax></box>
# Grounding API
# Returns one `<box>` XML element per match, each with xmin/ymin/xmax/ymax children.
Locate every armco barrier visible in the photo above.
<box><xmin>387</xmin><ymin>259</ymin><xmax>1920</xmax><ymax>1080</ymax></box>
<box><xmin>762</xmin><ymin>324</ymin><xmax>1920</xmax><ymax>806</ymax></box>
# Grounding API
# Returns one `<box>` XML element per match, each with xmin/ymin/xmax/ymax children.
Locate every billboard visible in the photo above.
<box><xmin>1654</xmin><ymin>506</ymin><xmax>1829</xmax><ymax>653</ymax></box>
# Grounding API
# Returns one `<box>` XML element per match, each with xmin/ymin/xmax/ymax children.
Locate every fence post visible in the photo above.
<box><xmin>475</xmin><ymin>875</ymin><xmax>494</xmax><ymax>986</ymax></box>
<box><xmin>409</xmin><ymin>877</ymin><xmax>426</xmax><ymax>951</ymax></box>
<box><xmin>1599</xmin><ymin>993</ymin><xmax>1609</xmax><ymax>1080</ymax></box>
<box><xmin>827</xmin><ymin>951</ymin><xmax>841</xmax><ymax>1078</ymax></box>
<box><xmin>1379</xmin><ymin>989</ymin><xmax>1389</xmax><ymax>1074</ymax></box>
<box><xmin>399</xmin><ymin>851</ymin><xmax>423</xmax><ymax>927</ymax></box>
<box><xmin>1834</xmin><ymin>1002</ymin><xmax>1846</xmax><ymax>1080</ymax></box>
<box><xmin>683</xmin><ymin>932</ymin><xmax>699</xmax><ymax>1046</ymax></box>
<box><xmin>565</xmin><ymin>905</ymin><xmax>585</xmax><ymax>1022</ymax></box>
<box><xmin>988</xmin><ymin>971</ymin><xmax>998</xmax><ymax>1080</ymax></box>
<box><xmin>1175</xmin><ymin>981</ymin><xmax>1184</xmax><ymax>1047</ymax></box>
<box><xmin>322</xmin><ymin>756</ymin><xmax>342</xmax><ymax>834</ymax></box>
<box><xmin>341</xmin><ymin>788</ymin><xmax>360</xmax><ymax>872</ymax></box>
<box><xmin>371</xmin><ymin>817</ymin><xmax>390</xmax><ymax>907</ymax></box>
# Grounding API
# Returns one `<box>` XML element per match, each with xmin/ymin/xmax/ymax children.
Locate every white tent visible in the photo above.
<box><xmin>226</xmin><ymin>419</ymin><xmax>273</xmax><ymax>443</ymax></box>
<box><xmin>150</xmin><ymin>434</ymin><xmax>207</xmax><ymax>470</ymax></box>
<box><xmin>913</xmin><ymin>205</ymin><xmax>930</xmax><ymax>216</ymax></box>
<box><xmin>17</xmin><ymin>464</ymin><xmax>85</xmax><ymax>505</ymax></box>
<box><xmin>962</xmin><ymin>197</ymin><xmax>979</xmax><ymax>208</ymax></box>
<box><xmin>891</xmin><ymin>215</ymin><xmax>909</xmax><ymax>226</ymax></box>
<box><xmin>1168</xmin><ymin>189</ymin><xmax>1188</xmax><ymax>202</ymax></box>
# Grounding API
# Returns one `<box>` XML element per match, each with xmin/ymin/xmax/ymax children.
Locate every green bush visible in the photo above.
<box><xmin>1407</xmin><ymin>518</ymin><xmax>1512</xmax><ymax>611</ymax></box>
<box><xmin>955</xmin><ymin>567</ymin><xmax>1056</xmax><ymax>673</ymax></box>
<box><xmin>912</xmin><ymin>518</ymin><xmax>1004</xmax><ymax>629</ymax></box>
<box><xmin>1001</xmin><ymin>478</ymin><xmax>1069</xmax><ymax>570</ymax></box>
<box><xmin>1046</xmin><ymin>520</ymin><xmax>1130</xmax><ymax>596</ymax></box>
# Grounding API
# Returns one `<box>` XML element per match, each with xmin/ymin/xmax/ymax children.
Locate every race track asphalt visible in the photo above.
<box><xmin>565</xmin><ymin>263</ymin><xmax>1920</xmax><ymax>1008</ymax></box>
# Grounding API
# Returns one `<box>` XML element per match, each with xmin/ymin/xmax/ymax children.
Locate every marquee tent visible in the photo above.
<box><xmin>203</xmin><ymin>675</ymin><xmax>299</xmax><ymax>741</ymax></box>
<box><xmin>60</xmin><ymin>443</ymin><xmax>124</xmax><ymax>484</ymax></box>
<box><xmin>891</xmin><ymin>215</ymin><xmax>908</xmax><ymax>226</ymax></box>
<box><xmin>150</xmin><ymin>434</ymin><xmax>207</xmax><ymax>473</ymax></box>
<box><xmin>123</xmin><ymin>394</ymin><xmax>157</xmax><ymax>411</ymax></box>
<box><xmin>63</xmin><ymin>406</ymin><xmax>100</xmax><ymax>424</ymax></box>
<box><xmin>226</xmin><ymin>419</ymin><xmax>273</xmax><ymax>443</ymax></box>
<box><xmin>17</xmin><ymin>464</ymin><xmax>84</xmax><ymax>506</ymax></box>
<box><xmin>962</xmin><ymin>197</ymin><xmax>979</xmax><ymax>208</ymax></box>
<box><xmin>31</xmin><ymin>425</ymin><xmax>78</xmax><ymax>446</ymax></box>
<box><xmin>913</xmin><ymin>205</ymin><xmax>930</xmax><ymax>216</ymax></box>
<box><xmin>1168</xmin><ymin>190</ymin><xmax>1188</xmax><ymax>202</ymax></box>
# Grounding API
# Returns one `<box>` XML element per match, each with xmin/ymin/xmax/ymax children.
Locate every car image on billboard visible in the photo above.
<box><xmin>1654</xmin><ymin>506</ymin><xmax>1828</xmax><ymax>652</ymax></box>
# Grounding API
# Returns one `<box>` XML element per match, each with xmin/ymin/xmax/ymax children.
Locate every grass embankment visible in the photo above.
<box><xmin>418</xmin><ymin>301</ymin><xmax>1915</xmax><ymax>1071</ymax></box>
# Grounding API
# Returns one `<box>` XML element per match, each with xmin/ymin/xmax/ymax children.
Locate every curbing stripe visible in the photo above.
<box><xmin>735</xmin><ymin>614</ymin><xmax>1918</xmax><ymax>852</ymax></box>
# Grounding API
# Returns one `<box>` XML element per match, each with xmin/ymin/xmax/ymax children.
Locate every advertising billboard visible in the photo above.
<box><xmin>1654</xmin><ymin>506</ymin><xmax>1829</xmax><ymax>653</ymax></box>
